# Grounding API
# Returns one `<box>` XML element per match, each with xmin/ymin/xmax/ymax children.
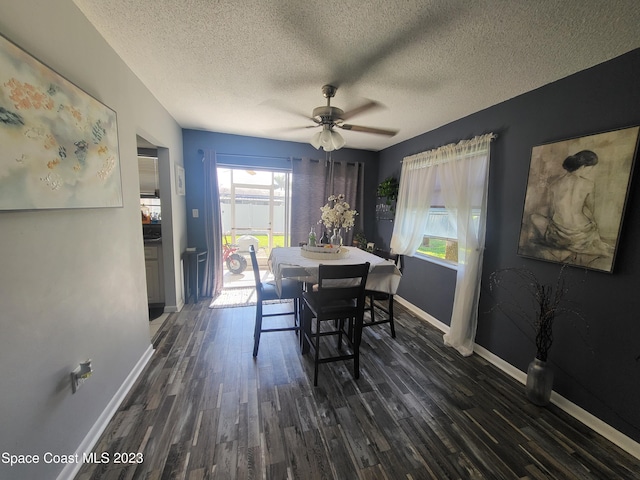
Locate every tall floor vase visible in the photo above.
<box><xmin>526</xmin><ymin>358</ymin><xmax>554</xmax><ymax>406</ymax></box>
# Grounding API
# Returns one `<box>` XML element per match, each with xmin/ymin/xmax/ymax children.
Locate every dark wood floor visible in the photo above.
<box><xmin>76</xmin><ymin>300</ymin><xmax>639</xmax><ymax>479</ymax></box>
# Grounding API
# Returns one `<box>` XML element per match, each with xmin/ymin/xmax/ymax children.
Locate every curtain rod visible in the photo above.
<box><xmin>217</xmin><ymin>152</ymin><xmax>292</xmax><ymax>160</ymax></box>
<box><xmin>293</xmin><ymin>157</ymin><xmax>362</xmax><ymax>166</ymax></box>
<box><xmin>401</xmin><ymin>133</ymin><xmax>497</xmax><ymax>162</ymax></box>
<box><xmin>198</xmin><ymin>150</ymin><xmax>294</xmax><ymax>162</ymax></box>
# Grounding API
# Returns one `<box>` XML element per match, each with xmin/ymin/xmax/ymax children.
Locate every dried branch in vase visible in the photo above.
<box><xmin>488</xmin><ymin>265</ymin><xmax>589</xmax><ymax>362</ymax></box>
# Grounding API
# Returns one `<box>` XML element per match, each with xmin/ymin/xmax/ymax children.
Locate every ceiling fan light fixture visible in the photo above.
<box><xmin>329</xmin><ymin>129</ymin><xmax>346</xmax><ymax>150</ymax></box>
<box><xmin>311</xmin><ymin>127</ymin><xmax>345</xmax><ymax>151</ymax></box>
<box><xmin>310</xmin><ymin>130</ymin><xmax>323</xmax><ymax>149</ymax></box>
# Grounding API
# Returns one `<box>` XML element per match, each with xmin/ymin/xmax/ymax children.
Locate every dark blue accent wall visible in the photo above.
<box><xmin>378</xmin><ymin>49</ymin><xmax>640</xmax><ymax>442</ymax></box>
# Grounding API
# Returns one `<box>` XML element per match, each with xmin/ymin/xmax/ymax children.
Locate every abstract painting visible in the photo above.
<box><xmin>0</xmin><ymin>34</ymin><xmax>122</xmax><ymax>210</ymax></box>
<box><xmin>176</xmin><ymin>165</ymin><xmax>185</xmax><ymax>196</ymax></box>
<box><xmin>517</xmin><ymin>126</ymin><xmax>639</xmax><ymax>273</ymax></box>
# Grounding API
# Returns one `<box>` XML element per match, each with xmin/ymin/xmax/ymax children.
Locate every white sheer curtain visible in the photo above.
<box><xmin>390</xmin><ymin>153</ymin><xmax>439</xmax><ymax>253</ymax></box>
<box><xmin>391</xmin><ymin>133</ymin><xmax>495</xmax><ymax>356</ymax></box>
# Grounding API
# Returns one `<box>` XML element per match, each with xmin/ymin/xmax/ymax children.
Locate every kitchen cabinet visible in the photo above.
<box><xmin>144</xmin><ymin>244</ymin><xmax>164</xmax><ymax>304</ymax></box>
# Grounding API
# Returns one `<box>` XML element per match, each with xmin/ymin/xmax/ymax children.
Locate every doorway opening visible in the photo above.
<box><xmin>137</xmin><ymin>135</ymin><xmax>173</xmax><ymax>339</ymax></box>
<box><xmin>217</xmin><ymin>167</ymin><xmax>292</xmax><ymax>288</ymax></box>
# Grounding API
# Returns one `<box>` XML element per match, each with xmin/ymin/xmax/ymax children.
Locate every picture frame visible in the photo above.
<box><xmin>0</xmin><ymin>33</ymin><xmax>122</xmax><ymax>210</ymax></box>
<box><xmin>176</xmin><ymin>165</ymin><xmax>185</xmax><ymax>196</ymax></box>
<box><xmin>517</xmin><ymin>125</ymin><xmax>639</xmax><ymax>273</ymax></box>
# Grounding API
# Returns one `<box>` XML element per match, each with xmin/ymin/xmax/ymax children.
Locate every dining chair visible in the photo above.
<box><xmin>249</xmin><ymin>245</ymin><xmax>302</xmax><ymax>357</ymax></box>
<box><xmin>364</xmin><ymin>249</ymin><xmax>402</xmax><ymax>338</ymax></box>
<box><xmin>301</xmin><ymin>262</ymin><xmax>370</xmax><ymax>386</ymax></box>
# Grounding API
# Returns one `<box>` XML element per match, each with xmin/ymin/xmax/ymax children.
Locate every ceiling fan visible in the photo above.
<box><xmin>306</xmin><ymin>84</ymin><xmax>398</xmax><ymax>151</ymax></box>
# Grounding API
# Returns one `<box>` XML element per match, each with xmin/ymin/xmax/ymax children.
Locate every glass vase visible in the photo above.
<box><xmin>526</xmin><ymin>358</ymin><xmax>554</xmax><ymax>406</ymax></box>
<box><xmin>331</xmin><ymin>228</ymin><xmax>342</xmax><ymax>247</ymax></box>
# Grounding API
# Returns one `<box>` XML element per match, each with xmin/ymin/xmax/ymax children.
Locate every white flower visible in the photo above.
<box><xmin>319</xmin><ymin>194</ymin><xmax>358</xmax><ymax>231</ymax></box>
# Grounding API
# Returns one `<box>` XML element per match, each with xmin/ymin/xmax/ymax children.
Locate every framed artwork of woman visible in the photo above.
<box><xmin>517</xmin><ymin>126</ymin><xmax>639</xmax><ymax>273</ymax></box>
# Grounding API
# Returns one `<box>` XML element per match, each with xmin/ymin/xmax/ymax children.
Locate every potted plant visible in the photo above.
<box><xmin>353</xmin><ymin>231</ymin><xmax>367</xmax><ymax>249</ymax></box>
<box><xmin>377</xmin><ymin>176</ymin><xmax>399</xmax><ymax>207</ymax></box>
<box><xmin>489</xmin><ymin>265</ymin><xmax>586</xmax><ymax>406</ymax></box>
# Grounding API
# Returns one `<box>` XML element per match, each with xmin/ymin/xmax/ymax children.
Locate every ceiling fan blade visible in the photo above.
<box><xmin>339</xmin><ymin>124</ymin><xmax>397</xmax><ymax>136</ymax></box>
<box><xmin>269</xmin><ymin>124</ymin><xmax>320</xmax><ymax>134</ymax></box>
<box><xmin>289</xmin><ymin>124</ymin><xmax>321</xmax><ymax>130</ymax></box>
<box><xmin>260</xmin><ymin>99</ymin><xmax>319</xmax><ymax>124</ymax></box>
<box><xmin>341</xmin><ymin>100</ymin><xmax>381</xmax><ymax>121</ymax></box>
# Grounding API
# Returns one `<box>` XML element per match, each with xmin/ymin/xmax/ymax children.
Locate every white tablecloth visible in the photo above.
<box><xmin>268</xmin><ymin>246</ymin><xmax>402</xmax><ymax>296</ymax></box>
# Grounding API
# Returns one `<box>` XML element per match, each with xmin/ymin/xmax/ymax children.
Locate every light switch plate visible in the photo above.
<box><xmin>192</xmin><ymin>209</ymin><xmax>199</xmax><ymax>218</ymax></box>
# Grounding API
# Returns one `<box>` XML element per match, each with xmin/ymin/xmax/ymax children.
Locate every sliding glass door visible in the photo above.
<box><xmin>217</xmin><ymin>167</ymin><xmax>291</xmax><ymax>256</ymax></box>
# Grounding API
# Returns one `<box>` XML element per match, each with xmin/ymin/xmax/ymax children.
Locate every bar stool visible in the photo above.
<box><xmin>301</xmin><ymin>262</ymin><xmax>370</xmax><ymax>386</ymax></box>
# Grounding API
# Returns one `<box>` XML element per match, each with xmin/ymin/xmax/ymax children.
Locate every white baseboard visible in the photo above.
<box><xmin>550</xmin><ymin>391</ymin><xmax>640</xmax><ymax>460</ymax></box>
<box><xmin>472</xmin><ymin>344</ymin><xmax>528</xmax><ymax>385</ymax></box>
<box><xmin>395</xmin><ymin>295</ymin><xmax>450</xmax><ymax>333</ymax></box>
<box><xmin>57</xmin><ymin>345</ymin><xmax>154</xmax><ymax>480</ymax></box>
<box><xmin>397</xmin><ymin>296</ymin><xmax>640</xmax><ymax>461</ymax></box>
<box><xmin>164</xmin><ymin>298</ymin><xmax>184</xmax><ymax>313</ymax></box>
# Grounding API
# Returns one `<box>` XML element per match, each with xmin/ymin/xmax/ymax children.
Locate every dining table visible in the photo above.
<box><xmin>268</xmin><ymin>246</ymin><xmax>402</xmax><ymax>296</ymax></box>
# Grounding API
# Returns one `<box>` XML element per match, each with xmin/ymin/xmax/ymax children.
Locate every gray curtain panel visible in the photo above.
<box><xmin>291</xmin><ymin>156</ymin><xmax>363</xmax><ymax>246</ymax></box>
<box><xmin>201</xmin><ymin>150</ymin><xmax>224</xmax><ymax>298</ymax></box>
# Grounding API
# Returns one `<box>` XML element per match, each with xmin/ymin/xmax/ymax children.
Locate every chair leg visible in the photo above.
<box><xmin>388</xmin><ymin>295</ymin><xmax>396</xmax><ymax>338</ymax></box>
<box><xmin>301</xmin><ymin>304</ymin><xmax>311</xmax><ymax>354</ymax></box>
<box><xmin>349</xmin><ymin>316</ymin><xmax>355</xmax><ymax>342</ymax></box>
<box><xmin>353</xmin><ymin>317</ymin><xmax>362</xmax><ymax>379</ymax></box>
<box><xmin>313</xmin><ymin>317</ymin><xmax>321</xmax><ymax>386</ymax></box>
<box><xmin>369</xmin><ymin>294</ymin><xmax>375</xmax><ymax>323</ymax></box>
<box><xmin>252</xmin><ymin>302</ymin><xmax>263</xmax><ymax>357</ymax></box>
<box><xmin>298</xmin><ymin>300</ymin><xmax>304</xmax><ymax>350</ymax></box>
<box><xmin>354</xmin><ymin>344</ymin><xmax>360</xmax><ymax>379</ymax></box>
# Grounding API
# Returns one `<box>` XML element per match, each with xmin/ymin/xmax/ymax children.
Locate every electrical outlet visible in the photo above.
<box><xmin>71</xmin><ymin>372</ymin><xmax>85</xmax><ymax>393</ymax></box>
<box><xmin>71</xmin><ymin>360</ymin><xmax>93</xmax><ymax>394</ymax></box>
<box><xmin>192</xmin><ymin>209</ymin><xmax>199</xmax><ymax>218</ymax></box>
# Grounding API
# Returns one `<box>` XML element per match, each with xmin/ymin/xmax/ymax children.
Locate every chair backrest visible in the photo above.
<box><xmin>248</xmin><ymin>245</ymin><xmax>263</xmax><ymax>295</ymax></box>
<box><xmin>316</xmin><ymin>262</ymin><xmax>370</xmax><ymax>314</ymax></box>
<box><xmin>374</xmin><ymin>249</ymin><xmax>403</xmax><ymax>273</ymax></box>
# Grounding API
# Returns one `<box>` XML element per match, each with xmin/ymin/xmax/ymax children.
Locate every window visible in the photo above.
<box><xmin>417</xmin><ymin>207</ymin><xmax>480</xmax><ymax>264</ymax></box>
<box><xmin>417</xmin><ymin>207</ymin><xmax>457</xmax><ymax>262</ymax></box>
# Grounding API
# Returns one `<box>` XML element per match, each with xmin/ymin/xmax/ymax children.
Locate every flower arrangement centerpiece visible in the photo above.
<box><xmin>319</xmin><ymin>194</ymin><xmax>358</xmax><ymax>245</ymax></box>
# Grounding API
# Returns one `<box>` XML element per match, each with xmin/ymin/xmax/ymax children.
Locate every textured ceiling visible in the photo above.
<box><xmin>73</xmin><ymin>0</ymin><xmax>640</xmax><ymax>152</ymax></box>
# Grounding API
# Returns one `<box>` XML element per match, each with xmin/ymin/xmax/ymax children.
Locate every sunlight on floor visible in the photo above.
<box><xmin>149</xmin><ymin>312</ymin><xmax>170</xmax><ymax>339</ymax></box>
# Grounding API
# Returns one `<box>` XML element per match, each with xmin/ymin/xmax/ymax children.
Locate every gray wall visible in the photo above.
<box><xmin>378</xmin><ymin>49</ymin><xmax>640</xmax><ymax>443</ymax></box>
<box><xmin>0</xmin><ymin>1</ymin><xmax>186</xmax><ymax>479</ymax></box>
